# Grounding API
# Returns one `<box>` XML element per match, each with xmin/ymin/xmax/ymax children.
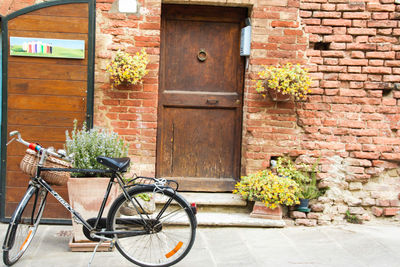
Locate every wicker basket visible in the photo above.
<box><xmin>20</xmin><ymin>149</ymin><xmax>71</xmax><ymax>186</ymax></box>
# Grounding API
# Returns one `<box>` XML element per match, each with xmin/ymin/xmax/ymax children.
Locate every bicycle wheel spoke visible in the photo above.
<box><xmin>4</xmin><ymin>186</ymin><xmax>47</xmax><ymax>266</ymax></box>
<box><xmin>108</xmin><ymin>187</ymin><xmax>196</xmax><ymax>267</ymax></box>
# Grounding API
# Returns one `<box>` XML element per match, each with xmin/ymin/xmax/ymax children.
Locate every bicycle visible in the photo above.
<box><xmin>2</xmin><ymin>131</ymin><xmax>197</xmax><ymax>267</ymax></box>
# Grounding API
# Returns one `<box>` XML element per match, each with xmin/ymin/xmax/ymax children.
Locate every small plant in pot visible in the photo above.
<box><xmin>233</xmin><ymin>170</ymin><xmax>300</xmax><ymax>220</ymax></box>
<box><xmin>276</xmin><ymin>156</ymin><xmax>321</xmax><ymax>213</ymax></box>
<box><xmin>65</xmin><ymin>120</ymin><xmax>129</xmax><ymax>246</ymax></box>
<box><xmin>255</xmin><ymin>63</ymin><xmax>312</xmax><ymax>101</ymax></box>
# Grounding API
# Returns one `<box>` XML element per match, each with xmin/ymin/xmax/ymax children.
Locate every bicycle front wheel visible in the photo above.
<box><xmin>3</xmin><ymin>185</ymin><xmax>47</xmax><ymax>266</ymax></box>
<box><xmin>107</xmin><ymin>185</ymin><xmax>196</xmax><ymax>267</ymax></box>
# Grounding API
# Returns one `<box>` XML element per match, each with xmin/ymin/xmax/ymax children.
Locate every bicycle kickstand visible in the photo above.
<box><xmin>87</xmin><ymin>232</ymin><xmax>114</xmax><ymax>267</ymax></box>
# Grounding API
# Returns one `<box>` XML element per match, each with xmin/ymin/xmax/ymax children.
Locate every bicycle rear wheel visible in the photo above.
<box><xmin>107</xmin><ymin>185</ymin><xmax>196</xmax><ymax>267</ymax></box>
<box><xmin>3</xmin><ymin>185</ymin><xmax>47</xmax><ymax>266</ymax></box>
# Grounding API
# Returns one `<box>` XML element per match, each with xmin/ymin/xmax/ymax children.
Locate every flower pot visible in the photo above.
<box><xmin>267</xmin><ymin>87</ymin><xmax>291</xmax><ymax>102</ymax></box>
<box><xmin>67</xmin><ymin>177</ymin><xmax>120</xmax><ymax>242</ymax></box>
<box><xmin>297</xmin><ymin>198</ymin><xmax>311</xmax><ymax>213</ymax></box>
<box><xmin>112</xmin><ymin>81</ymin><xmax>141</xmax><ymax>91</ymax></box>
<box><xmin>250</xmin><ymin>201</ymin><xmax>282</xmax><ymax>220</ymax></box>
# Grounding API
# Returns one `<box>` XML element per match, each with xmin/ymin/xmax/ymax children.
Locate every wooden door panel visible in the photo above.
<box><xmin>4</xmin><ymin>2</ymin><xmax>91</xmax><ymax>219</ymax></box>
<box><xmin>157</xmin><ymin>4</ymin><xmax>246</xmax><ymax>191</ymax></box>
<box><xmin>164</xmin><ymin>20</ymin><xmax>239</xmax><ymax>93</ymax></box>
<box><xmin>159</xmin><ymin>107</ymin><xmax>237</xmax><ymax>178</ymax></box>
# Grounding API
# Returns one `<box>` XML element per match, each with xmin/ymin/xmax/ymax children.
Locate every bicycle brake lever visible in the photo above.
<box><xmin>6</xmin><ymin>137</ymin><xmax>15</xmax><ymax>146</ymax></box>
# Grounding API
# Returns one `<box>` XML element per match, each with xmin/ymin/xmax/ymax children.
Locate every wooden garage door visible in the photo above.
<box><xmin>2</xmin><ymin>1</ymin><xmax>94</xmax><ymax>220</ymax></box>
<box><xmin>157</xmin><ymin>5</ymin><xmax>246</xmax><ymax>191</ymax></box>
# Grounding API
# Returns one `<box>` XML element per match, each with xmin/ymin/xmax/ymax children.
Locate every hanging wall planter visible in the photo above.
<box><xmin>267</xmin><ymin>86</ymin><xmax>291</xmax><ymax>102</ymax></box>
<box><xmin>255</xmin><ymin>63</ymin><xmax>312</xmax><ymax>101</ymax></box>
<box><xmin>107</xmin><ymin>49</ymin><xmax>149</xmax><ymax>89</ymax></box>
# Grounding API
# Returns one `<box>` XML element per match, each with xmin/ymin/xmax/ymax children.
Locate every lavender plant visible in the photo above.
<box><xmin>65</xmin><ymin>120</ymin><xmax>129</xmax><ymax>177</ymax></box>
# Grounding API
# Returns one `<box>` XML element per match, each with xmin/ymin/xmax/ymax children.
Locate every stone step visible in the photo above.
<box><xmin>177</xmin><ymin>193</ymin><xmax>285</xmax><ymax>227</ymax></box>
<box><xmin>180</xmin><ymin>192</ymin><xmax>250</xmax><ymax>213</ymax></box>
<box><xmin>180</xmin><ymin>193</ymin><xmax>247</xmax><ymax>207</ymax></box>
<box><xmin>196</xmin><ymin>212</ymin><xmax>285</xmax><ymax>228</ymax></box>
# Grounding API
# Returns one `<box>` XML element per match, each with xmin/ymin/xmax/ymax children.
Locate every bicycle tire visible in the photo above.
<box><xmin>3</xmin><ymin>185</ymin><xmax>47</xmax><ymax>266</ymax></box>
<box><xmin>107</xmin><ymin>185</ymin><xmax>196</xmax><ymax>267</ymax></box>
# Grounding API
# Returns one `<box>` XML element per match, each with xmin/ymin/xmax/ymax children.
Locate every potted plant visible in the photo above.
<box><xmin>255</xmin><ymin>63</ymin><xmax>312</xmax><ymax>101</ymax></box>
<box><xmin>106</xmin><ymin>49</ymin><xmax>149</xmax><ymax>89</ymax></box>
<box><xmin>65</xmin><ymin>120</ymin><xmax>128</xmax><ymax>249</ymax></box>
<box><xmin>275</xmin><ymin>156</ymin><xmax>321</xmax><ymax>212</ymax></box>
<box><xmin>233</xmin><ymin>170</ymin><xmax>300</xmax><ymax>220</ymax></box>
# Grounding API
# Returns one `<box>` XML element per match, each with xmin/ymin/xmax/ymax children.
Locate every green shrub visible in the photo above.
<box><xmin>65</xmin><ymin>120</ymin><xmax>129</xmax><ymax>177</ymax></box>
<box><xmin>276</xmin><ymin>156</ymin><xmax>322</xmax><ymax>200</ymax></box>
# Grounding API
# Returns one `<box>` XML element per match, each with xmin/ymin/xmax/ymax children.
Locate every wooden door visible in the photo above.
<box><xmin>157</xmin><ymin>5</ymin><xmax>246</xmax><ymax>191</ymax></box>
<box><xmin>2</xmin><ymin>1</ymin><xmax>94</xmax><ymax>220</ymax></box>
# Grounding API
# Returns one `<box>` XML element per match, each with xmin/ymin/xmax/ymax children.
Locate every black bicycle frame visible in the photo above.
<box><xmin>36</xmin><ymin>166</ymin><xmax>151</xmax><ymax>237</ymax></box>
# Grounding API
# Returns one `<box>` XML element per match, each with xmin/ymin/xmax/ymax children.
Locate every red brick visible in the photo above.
<box><xmin>339</xmin><ymin>59</ymin><xmax>368</xmax><ymax>66</ymax></box>
<box><xmin>383</xmin><ymin>208</ymin><xmax>399</xmax><ymax>216</ymax></box>
<box><xmin>343</xmin><ymin>12</ymin><xmax>371</xmax><ymax>19</ymax></box>
<box><xmin>139</xmin><ymin>22</ymin><xmax>160</xmax><ymax>30</ymax></box>
<box><xmin>337</xmin><ymin>3</ymin><xmax>366</xmax><ymax>12</ymax></box>
<box><xmin>313</xmin><ymin>11</ymin><xmax>341</xmax><ymax>18</ymax></box>
<box><xmin>347</xmin><ymin>43</ymin><xmax>377</xmax><ymax>51</ymax></box>
<box><xmin>324</xmin><ymin>35</ymin><xmax>353</xmax><ymax>43</ymax></box>
<box><xmin>381</xmin><ymin>153</ymin><xmax>400</xmax><ymax>161</ymax></box>
<box><xmin>372</xmin><ymin>207</ymin><xmax>383</xmax><ymax>217</ymax></box>
<box><xmin>253</xmin><ymin>11</ymin><xmax>280</xmax><ymax>19</ymax></box>
<box><xmin>339</xmin><ymin>74</ymin><xmax>367</xmax><ymax>81</ymax></box>
<box><xmin>305</xmin><ymin>26</ymin><xmax>333</xmax><ymax>34</ymax></box>
<box><xmin>300</xmin><ymin>2</ymin><xmax>321</xmax><ymax>10</ymax></box>
<box><xmin>366</xmin><ymin>51</ymin><xmax>395</xmax><ymax>59</ymax></box>
<box><xmin>321</xmin><ymin>51</ymin><xmax>344</xmax><ymax>58</ymax></box>
<box><xmin>362</xmin><ymin>67</ymin><xmax>392</xmax><ymax>74</ymax></box>
<box><xmin>322</xmin><ymin>19</ymin><xmax>352</xmax><ymax>26</ymax></box>
<box><xmin>271</xmin><ymin>20</ymin><xmax>299</xmax><ymax>28</ymax></box>
<box><xmin>347</xmin><ymin>28</ymin><xmax>377</xmax><ymax>36</ymax></box>
<box><xmin>372</xmin><ymin>12</ymin><xmax>389</xmax><ymax>20</ymax></box>
<box><xmin>352</xmin><ymin>152</ymin><xmax>380</xmax><ymax>159</ymax></box>
<box><xmin>368</xmin><ymin>20</ymin><xmax>397</xmax><ymax>28</ymax></box>
<box><xmin>367</xmin><ymin>3</ymin><xmax>395</xmax><ymax>12</ymax></box>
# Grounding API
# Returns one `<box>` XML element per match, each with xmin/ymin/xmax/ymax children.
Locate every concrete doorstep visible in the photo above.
<box><xmin>181</xmin><ymin>193</ymin><xmax>286</xmax><ymax>228</ymax></box>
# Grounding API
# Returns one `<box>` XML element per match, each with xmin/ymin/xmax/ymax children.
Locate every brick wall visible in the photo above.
<box><xmin>4</xmin><ymin>0</ymin><xmax>400</xmax><ymax>224</ymax></box>
<box><xmin>95</xmin><ymin>0</ymin><xmax>161</xmax><ymax>176</ymax></box>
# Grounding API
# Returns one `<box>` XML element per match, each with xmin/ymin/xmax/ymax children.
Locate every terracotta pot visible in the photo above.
<box><xmin>267</xmin><ymin>87</ymin><xmax>291</xmax><ymax>102</ymax></box>
<box><xmin>112</xmin><ymin>80</ymin><xmax>141</xmax><ymax>91</ymax></box>
<box><xmin>67</xmin><ymin>177</ymin><xmax>120</xmax><ymax>242</ymax></box>
<box><xmin>250</xmin><ymin>201</ymin><xmax>283</xmax><ymax>220</ymax></box>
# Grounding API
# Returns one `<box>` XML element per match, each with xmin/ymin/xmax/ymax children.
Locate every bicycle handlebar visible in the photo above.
<box><xmin>9</xmin><ymin>130</ymin><xmax>70</xmax><ymax>161</ymax></box>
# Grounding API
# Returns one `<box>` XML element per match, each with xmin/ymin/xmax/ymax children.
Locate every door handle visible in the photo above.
<box><xmin>206</xmin><ymin>99</ymin><xmax>219</xmax><ymax>104</ymax></box>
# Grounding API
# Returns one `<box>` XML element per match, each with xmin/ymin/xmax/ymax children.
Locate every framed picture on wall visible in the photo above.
<box><xmin>10</xmin><ymin>37</ymin><xmax>85</xmax><ymax>59</ymax></box>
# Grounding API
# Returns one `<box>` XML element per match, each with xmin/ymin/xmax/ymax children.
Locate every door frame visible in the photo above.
<box><xmin>0</xmin><ymin>0</ymin><xmax>96</xmax><ymax>223</ymax></box>
<box><xmin>156</xmin><ymin>4</ymin><xmax>247</xmax><ymax>191</ymax></box>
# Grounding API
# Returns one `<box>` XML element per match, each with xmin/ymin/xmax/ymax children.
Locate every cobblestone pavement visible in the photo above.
<box><xmin>1</xmin><ymin>222</ymin><xmax>399</xmax><ymax>267</ymax></box>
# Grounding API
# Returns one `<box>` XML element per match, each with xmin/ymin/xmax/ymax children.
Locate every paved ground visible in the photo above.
<box><xmin>1</xmin><ymin>222</ymin><xmax>400</xmax><ymax>267</ymax></box>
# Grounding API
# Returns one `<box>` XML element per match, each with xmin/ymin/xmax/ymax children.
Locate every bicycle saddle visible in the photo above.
<box><xmin>96</xmin><ymin>156</ymin><xmax>130</xmax><ymax>172</ymax></box>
